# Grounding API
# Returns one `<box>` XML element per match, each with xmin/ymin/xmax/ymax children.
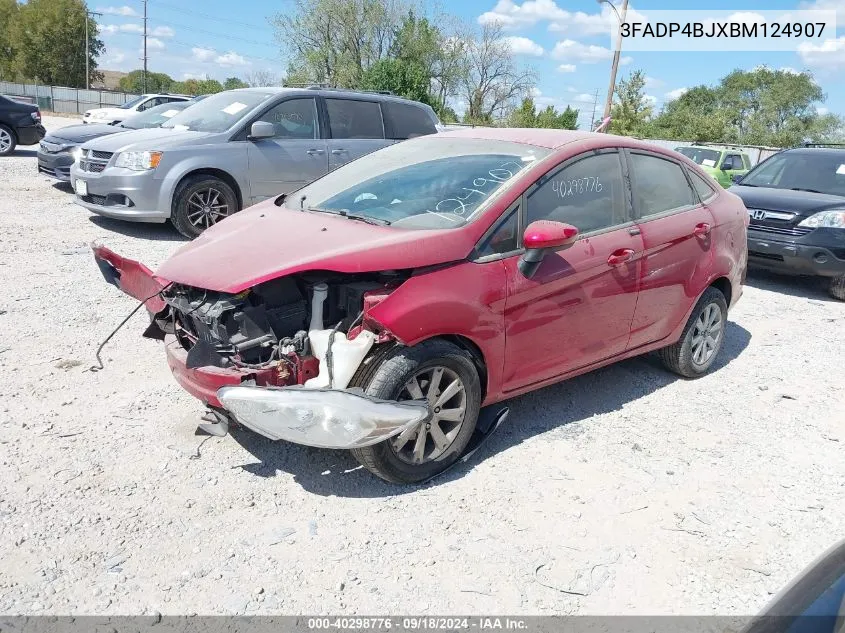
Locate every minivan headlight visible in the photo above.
<box><xmin>114</xmin><ymin>151</ymin><xmax>163</xmax><ymax>171</ymax></box>
<box><xmin>798</xmin><ymin>210</ymin><xmax>845</xmax><ymax>229</ymax></box>
<box><xmin>71</xmin><ymin>146</ymin><xmax>83</xmax><ymax>162</ymax></box>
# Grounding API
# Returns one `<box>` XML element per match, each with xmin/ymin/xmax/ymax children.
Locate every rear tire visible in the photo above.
<box><xmin>659</xmin><ymin>287</ymin><xmax>728</xmax><ymax>378</ymax></box>
<box><xmin>171</xmin><ymin>175</ymin><xmax>238</xmax><ymax>239</ymax></box>
<box><xmin>0</xmin><ymin>125</ymin><xmax>17</xmax><ymax>156</ymax></box>
<box><xmin>829</xmin><ymin>275</ymin><xmax>845</xmax><ymax>301</ymax></box>
<box><xmin>350</xmin><ymin>339</ymin><xmax>482</xmax><ymax>484</ymax></box>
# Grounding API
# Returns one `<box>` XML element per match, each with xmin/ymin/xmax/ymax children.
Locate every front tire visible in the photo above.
<box><xmin>0</xmin><ymin>125</ymin><xmax>17</xmax><ymax>156</ymax></box>
<box><xmin>829</xmin><ymin>275</ymin><xmax>845</xmax><ymax>301</ymax></box>
<box><xmin>350</xmin><ymin>340</ymin><xmax>482</xmax><ymax>484</ymax></box>
<box><xmin>171</xmin><ymin>175</ymin><xmax>238</xmax><ymax>239</ymax></box>
<box><xmin>659</xmin><ymin>287</ymin><xmax>728</xmax><ymax>378</ymax></box>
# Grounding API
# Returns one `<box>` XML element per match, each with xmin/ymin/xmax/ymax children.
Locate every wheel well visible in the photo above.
<box><xmin>175</xmin><ymin>168</ymin><xmax>243</xmax><ymax>210</ymax></box>
<box><xmin>438</xmin><ymin>335</ymin><xmax>488</xmax><ymax>400</ymax></box>
<box><xmin>710</xmin><ymin>277</ymin><xmax>732</xmax><ymax>307</ymax></box>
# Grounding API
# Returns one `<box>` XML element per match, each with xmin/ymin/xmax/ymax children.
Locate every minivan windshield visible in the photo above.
<box><xmin>161</xmin><ymin>91</ymin><xmax>272</xmax><ymax>133</ymax></box>
<box><xmin>118</xmin><ymin>94</ymin><xmax>148</xmax><ymax>110</ymax></box>
<box><xmin>676</xmin><ymin>147</ymin><xmax>721</xmax><ymax>167</ymax></box>
<box><xmin>740</xmin><ymin>151</ymin><xmax>845</xmax><ymax>196</ymax></box>
<box><xmin>285</xmin><ymin>137</ymin><xmax>551</xmax><ymax>230</ymax></box>
<box><xmin>119</xmin><ymin>101</ymin><xmax>192</xmax><ymax>129</ymax></box>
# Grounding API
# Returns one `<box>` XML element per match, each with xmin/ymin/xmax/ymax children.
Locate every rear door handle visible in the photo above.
<box><xmin>607</xmin><ymin>248</ymin><xmax>635</xmax><ymax>266</ymax></box>
<box><xmin>693</xmin><ymin>222</ymin><xmax>711</xmax><ymax>237</ymax></box>
<box><xmin>331</xmin><ymin>149</ymin><xmax>347</xmax><ymax>155</ymax></box>
<box><xmin>306</xmin><ymin>148</ymin><xmax>325</xmax><ymax>155</ymax></box>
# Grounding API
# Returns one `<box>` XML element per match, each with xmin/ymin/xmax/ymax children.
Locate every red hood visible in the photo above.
<box><xmin>155</xmin><ymin>200</ymin><xmax>475</xmax><ymax>293</ymax></box>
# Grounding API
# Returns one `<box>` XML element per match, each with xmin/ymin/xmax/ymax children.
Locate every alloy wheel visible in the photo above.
<box><xmin>390</xmin><ymin>366</ymin><xmax>467</xmax><ymax>464</ymax></box>
<box><xmin>691</xmin><ymin>303</ymin><xmax>723</xmax><ymax>366</ymax></box>
<box><xmin>186</xmin><ymin>187</ymin><xmax>231</xmax><ymax>229</ymax></box>
<box><xmin>0</xmin><ymin>128</ymin><xmax>12</xmax><ymax>153</ymax></box>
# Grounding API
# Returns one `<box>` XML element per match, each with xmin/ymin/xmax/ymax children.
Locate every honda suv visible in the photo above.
<box><xmin>730</xmin><ymin>146</ymin><xmax>845</xmax><ymax>300</ymax></box>
<box><xmin>71</xmin><ymin>87</ymin><xmax>441</xmax><ymax>238</ymax></box>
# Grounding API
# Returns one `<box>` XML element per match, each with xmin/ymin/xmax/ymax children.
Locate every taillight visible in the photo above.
<box><xmin>30</xmin><ymin>110</ymin><xmax>41</xmax><ymax>122</ymax></box>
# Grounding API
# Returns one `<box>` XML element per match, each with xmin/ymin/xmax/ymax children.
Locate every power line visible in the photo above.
<box><xmin>146</xmin><ymin>0</ymin><xmax>273</xmax><ymax>31</ymax></box>
<box><xmin>146</xmin><ymin>18</ymin><xmax>278</xmax><ymax>49</ymax></box>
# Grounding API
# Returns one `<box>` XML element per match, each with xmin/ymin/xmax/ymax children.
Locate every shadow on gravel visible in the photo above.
<box><xmin>745</xmin><ymin>268</ymin><xmax>839</xmax><ymax>303</ymax></box>
<box><xmin>229</xmin><ymin>322</ymin><xmax>752</xmax><ymax>497</ymax></box>
<box><xmin>11</xmin><ymin>149</ymin><xmax>37</xmax><ymax>157</ymax></box>
<box><xmin>52</xmin><ymin>181</ymin><xmax>73</xmax><ymax>193</ymax></box>
<box><xmin>87</xmin><ymin>215</ymin><xmax>187</xmax><ymax>242</ymax></box>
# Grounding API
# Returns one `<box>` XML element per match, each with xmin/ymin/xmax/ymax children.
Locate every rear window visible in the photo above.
<box><xmin>676</xmin><ymin>147</ymin><xmax>721</xmax><ymax>168</ymax></box>
<box><xmin>326</xmin><ymin>99</ymin><xmax>384</xmax><ymax>139</ymax></box>
<box><xmin>382</xmin><ymin>101</ymin><xmax>436</xmax><ymax>140</ymax></box>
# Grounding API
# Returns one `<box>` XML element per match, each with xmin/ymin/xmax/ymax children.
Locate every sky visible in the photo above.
<box><xmin>95</xmin><ymin>0</ymin><xmax>845</xmax><ymax>127</ymax></box>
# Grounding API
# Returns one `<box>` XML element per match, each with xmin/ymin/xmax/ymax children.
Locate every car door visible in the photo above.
<box><xmin>323</xmin><ymin>98</ymin><xmax>389</xmax><ymax>171</ymax></box>
<box><xmin>500</xmin><ymin>149</ymin><xmax>643</xmax><ymax>393</ymax></box>
<box><xmin>625</xmin><ymin>150</ymin><xmax>717</xmax><ymax>350</ymax></box>
<box><xmin>245</xmin><ymin>96</ymin><xmax>328</xmax><ymax>203</ymax></box>
<box><xmin>719</xmin><ymin>153</ymin><xmax>747</xmax><ymax>187</ymax></box>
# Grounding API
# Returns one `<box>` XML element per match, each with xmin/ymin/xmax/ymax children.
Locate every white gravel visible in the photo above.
<box><xmin>0</xmin><ymin>115</ymin><xmax>843</xmax><ymax>616</ymax></box>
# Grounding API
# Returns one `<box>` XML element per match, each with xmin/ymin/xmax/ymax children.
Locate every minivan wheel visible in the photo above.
<box><xmin>0</xmin><ymin>125</ymin><xmax>17</xmax><ymax>156</ymax></box>
<box><xmin>349</xmin><ymin>340</ymin><xmax>482</xmax><ymax>485</ymax></box>
<box><xmin>659</xmin><ymin>287</ymin><xmax>728</xmax><ymax>379</ymax></box>
<box><xmin>171</xmin><ymin>175</ymin><xmax>238</xmax><ymax>239</ymax></box>
<box><xmin>829</xmin><ymin>275</ymin><xmax>845</xmax><ymax>301</ymax></box>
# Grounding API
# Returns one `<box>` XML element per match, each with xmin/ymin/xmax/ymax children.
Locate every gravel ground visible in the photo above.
<box><xmin>0</xmin><ymin>115</ymin><xmax>843</xmax><ymax>616</ymax></box>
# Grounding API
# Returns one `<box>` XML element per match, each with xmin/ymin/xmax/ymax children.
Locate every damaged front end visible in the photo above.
<box><xmin>92</xmin><ymin>243</ymin><xmax>427</xmax><ymax>448</ymax></box>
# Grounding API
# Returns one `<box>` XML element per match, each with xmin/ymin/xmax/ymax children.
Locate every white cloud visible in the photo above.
<box><xmin>97</xmin><ymin>5</ymin><xmax>137</xmax><ymax>16</ymax></box>
<box><xmin>152</xmin><ymin>26</ymin><xmax>175</xmax><ymax>38</ymax></box>
<box><xmin>552</xmin><ymin>39</ymin><xmax>632</xmax><ymax>64</ymax></box>
<box><xmin>530</xmin><ymin>87</ymin><xmax>542</xmax><ymax>97</ymax></box>
<box><xmin>798</xmin><ymin>36</ymin><xmax>845</xmax><ymax>68</ymax></box>
<box><xmin>500</xmin><ymin>36</ymin><xmax>544</xmax><ymax>56</ymax></box>
<box><xmin>818</xmin><ymin>106</ymin><xmax>830</xmax><ymax>115</ymax></box>
<box><xmin>192</xmin><ymin>47</ymin><xmax>217</xmax><ymax>62</ymax></box>
<box><xmin>573</xmin><ymin>92</ymin><xmax>597</xmax><ymax>103</ymax></box>
<box><xmin>146</xmin><ymin>37</ymin><xmax>166</xmax><ymax>51</ymax></box>
<box><xmin>665</xmin><ymin>87</ymin><xmax>688</xmax><ymax>101</ymax></box>
<box><xmin>644</xmin><ymin>75</ymin><xmax>664</xmax><ymax>88</ymax></box>
<box><xmin>478</xmin><ymin>0</ymin><xmax>567</xmax><ymax>28</ymax></box>
<box><xmin>100</xmin><ymin>23</ymin><xmax>143</xmax><ymax>35</ymax></box>
<box><xmin>799</xmin><ymin>0</ymin><xmax>845</xmax><ymax>25</ymax></box>
<box><xmin>216</xmin><ymin>51</ymin><xmax>248</xmax><ymax>67</ymax></box>
<box><xmin>644</xmin><ymin>94</ymin><xmax>658</xmax><ymax>107</ymax></box>
<box><xmin>103</xmin><ymin>50</ymin><xmax>126</xmax><ymax>65</ymax></box>
<box><xmin>779</xmin><ymin>66</ymin><xmax>802</xmax><ymax>74</ymax></box>
<box><xmin>182</xmin><ymin>72</ymin><xmax>204</xmax><ymax>80</ymax></box>
<box><xmin>558</xmin><ymin>63</ymin><xmax>576</xmax><ymax>73</ymax></box>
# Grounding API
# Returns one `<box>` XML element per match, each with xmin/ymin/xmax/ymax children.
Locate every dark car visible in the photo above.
<box><xmin>0</xmin><ymin>95</ymin><xmax>46</xmax><ymax>156</ymax></box>
<box><xmin>38</xmin><ymin>98</ymin><xmax>201</xmax><ymax>181</ymax></box>
<box><xmin>731</xmin><ymin>147</ymin><xmax>845</xmax><ymax>300</ymax></box>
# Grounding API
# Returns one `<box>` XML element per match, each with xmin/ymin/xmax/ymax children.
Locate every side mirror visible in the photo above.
<box><xmin>248</xmin><ymin>121</ymin><xmax>275</xmax><ymax>141</ymax></box>
<box><xmin>519</xmin><ymin>220</ymin><xmax>579</xmax><ymax>278</ymax></box>
<box><xmin>731</xmin><ymin>173</ymin><xmax>745</xmax><ymax>184</ymax></box>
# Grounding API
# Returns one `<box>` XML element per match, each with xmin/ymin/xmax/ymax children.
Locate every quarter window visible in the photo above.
<box><xmin>382</xmin><ymin>101</ymin><xmax>437</xmax><ymax>139</ymax></box>
<box><xmin>255</xmin><ymin>98</ymin><xmax>318</xmax><ymax>140</ymax></box>
<box><xmin>629</xmin><ymin>153</ymin><xmax>696</xmax><ymax>218</ymax></box>
<box><xmin>326</xmin><ymin>99</ymin><xmax>384</xmax><ymax>139</ymax></box>
<box><xmin>476</xmin><ymin>207</ymin><xmax>520</xmax><ymax>257</ymax></box>
<box><xmin>526</xmin><ymin>152</ymin><xmax>628</xmax><ymax>234</ymax></box>
<box><xmin>689</xmin><ymin>169</ymin><xmax>717</xmax><ymax>202</ymax></box>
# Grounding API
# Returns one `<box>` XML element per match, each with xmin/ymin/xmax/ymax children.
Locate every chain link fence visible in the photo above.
<box><xmin>0</xmin><ymin>81</ymin><xmax>139</xmax><ymax>115</ymax></box>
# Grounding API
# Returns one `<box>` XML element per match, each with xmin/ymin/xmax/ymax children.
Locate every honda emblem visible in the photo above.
<box><xmin>751</xmin><ymin>210</ymin><xmax>767</xmax><ymax>221</ymax></box>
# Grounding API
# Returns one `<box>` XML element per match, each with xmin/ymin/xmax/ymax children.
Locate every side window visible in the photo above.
<box><xmin>255</xmin><ymin>98</ymin><xmax>318</xmax><ymax>140</ymax></box>
<box><xmin>326</xmin><ymin>99</ymin><xmax>384</xmax><ymax>139</ymax></box>
<box><xmin>382</xmin><ymin>101</ymin><xmax>437</xmax><ymax>139</ymax></box>
<box><xmin>724</xmin><ymin>154</ymin><xmax>743</xmax><ymax>170</ymax></box>
<box><xmin>629</xmin><ymin>153</ymin><xmax>696</xmax><ymax>218</ymax></box>
<box><xmin>476</xmin><ymin>207</ymin><xmax>519</xmax><ymax>258</ymax></box>
<box><xmin>136</xmin><ymin>98</ymin><xmax>158</xmax><ymax>111</ymax></box>
<box><xmin>689</xmin><ymin>169</ymin><xmax>717</xmax><ymax>202</ymax></box>
<box><xmin>742</xmin><ymin>154</ymin><xmax>752</xmax><ymax>169</ymax></box>
<box><xmin>526</xmin><ymin>151</ymin><xmax>628</xmax><ymax>234</ymax></box>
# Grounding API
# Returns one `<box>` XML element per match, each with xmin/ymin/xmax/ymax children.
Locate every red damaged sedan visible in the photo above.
<box><xmin>93</xmin><ymin>128</ymin><xmax>748</xmax><ymax>484</ymax></box>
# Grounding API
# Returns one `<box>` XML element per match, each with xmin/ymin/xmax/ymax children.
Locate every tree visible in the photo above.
<box><xmin>609</xmin><ymin>70</ymin><xmax>653</xmax><ymax>136</ymax></box>
<box><xmin>0</xmin><ymin>0</ymin><xmax>19</xmax><ymax>80</ymax></box>
<box><xmin>508</xmin><ymin>97</ymin><xmax>579</xmax><ymax>129</ymax></box>
<box><xmin>10</xmin><ymin>0</ymin><xmax>104</xmax><ymax>87</ymax></box>
<box><xmin>223</xmin><ymin>77</ymin><xmax>249</xmax><ymax>90</ymax></box>
<box><xmin>118</xmin><ymin>70</ymin><xmax>175</xmax><ymax>94</ymax></box>
<box><xmin>360</xmin><ymin>58</ymin><xmax>432</xmax><ymax>105</ymax></box>
<box><xmin>648</xmin><ymin>86</ymin><xmax>730</xmax><ymax>142</ymax></box>
<box><xmin>461</xmin><ymin>21</ymin><xmax>536</xmax><ymax>124</ymax></box>
<box><xmin>508</xmin><ymin>97</ymin><xmax>537</xmax><ymax>127</ymax></box>
<box><xmin>245</xmin><ymin>70</ymin><xmax>280</xmax><ymax>87</ymax></box>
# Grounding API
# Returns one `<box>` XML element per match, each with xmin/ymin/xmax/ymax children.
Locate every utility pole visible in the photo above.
<box><xmin>142</xmin><ymin>0</ymin><xmax>148</xmax><ymax>93</ymax></box>
<box><xmin>600</xmin><ymin>0</ymin><xmax>629</xmax><ymax>127</ymax></box>
<box><xmin>84</xmin><ymin>8</ymin><xmax>102</xmax><ymax>90</ymax></box>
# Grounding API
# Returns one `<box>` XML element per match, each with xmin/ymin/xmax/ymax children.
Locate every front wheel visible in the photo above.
<box><xmin>171</xmin><ymin>175</ymin><xmax>238</xmax><ymax>239</ymax></box>
<box><xmin>829</xmin><ymin>275</ymin><xmax>845</xmax><ymax>301</ymax></box>
<box><xmin>0</xmin><ymin>125</ymin><xmax>17</xmax><ymax>156</ymax></box>
<box><xmin>659</xmin><ymin>287</ymin><xmax>728</xmax><ymax>378</ymax></box>
<box><xmin>350</xmin><ymin>340</ymin><xmax>482</xmax><ymax>484</ymax></box>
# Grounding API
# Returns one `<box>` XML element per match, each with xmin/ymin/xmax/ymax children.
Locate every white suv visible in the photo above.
<box><xmin>82</xmin><ymin>93</ymin><xmax>191</xmax><ymax>125</ymax></box>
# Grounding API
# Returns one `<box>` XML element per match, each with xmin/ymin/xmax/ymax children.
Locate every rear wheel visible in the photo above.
<box><xmin>171</xmin><ymin>175</ymin><xmax>238</xmax><ymax>239</ymax></box>
<box><xmin>829</xmin><ymin>275</ymin><xmax>845</xmax><ymax>301</ymax></box>
<box><xmin>350</xmin><ymin>340</ymin><xmax>482</xmax><ymax>484</ymax></box>
<box><xmin>659</xmin><ymin>287</ymin><xmax>728</xmax><ymax>378</ymax></box>
<box><xmin>0</xmin><ymin>125</ymin><xmax>17</xmax><ymax>156</ymax></box>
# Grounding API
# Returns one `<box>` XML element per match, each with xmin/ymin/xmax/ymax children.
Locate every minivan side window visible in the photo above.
<box><xmin>526</xmin><ymin>151</ymin><xmax>629</xmax><ymax>234</ymax></box>
<box><xmin>326</xmin><ymin>99</ymin><xmax>384</xmax><ymax>139</ymax></box>
<box><xmin>629</xmin><ymin>153</ymin><xmax>696</xmax><ymax>218</ymax></box>
<box><xmin>255</xmin><ymin>98</ymin><xmax>318</xmax><ymax>140</ymax></box>
<box><xmin>382</xmin><ymin>101</ymin><xmax>437</xmax><ymax>139</ymax></box>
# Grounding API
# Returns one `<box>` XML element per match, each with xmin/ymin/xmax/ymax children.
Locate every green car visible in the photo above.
<box><xmin>675</xmin><ymin>146</ymin><xmax>751</xmax><ymax>188</ymax></box>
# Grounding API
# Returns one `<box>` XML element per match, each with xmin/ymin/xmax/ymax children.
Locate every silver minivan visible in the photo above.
<box><xmin>70</xmin><ymin>87</ymin><xmax>441</xmax><ymax>238</ymax></box>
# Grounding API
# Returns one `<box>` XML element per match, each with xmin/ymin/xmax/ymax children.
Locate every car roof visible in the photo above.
<box><xmin>435</xmin><ymin>127</ymin><xmax>665</xmax><ymax>150</ymax></box>
<box><xmin>781</xmin><ymin>146</ymin><xmax>845</xmax><ymax>156</ymax></box>
<box><xmin>222</xmin><ymin>86</ymin><xmax>435</xmax><ymax>107</ymax></box>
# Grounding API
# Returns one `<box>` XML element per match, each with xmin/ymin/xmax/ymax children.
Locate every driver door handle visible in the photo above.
<box><xmin>306</xmin><ymin>148</ymin><xmax>325</xmax><ymax>155</ymax></box>
<box><xmin>607</xmin><ymin>248</ymin><xmax>635</xmax><ymax>266</ymax></box>
<box><xmin>331</xmin><ymin>148</ymin><xmax>347</xmax><ymax>155</ymax></box>
<box><xmin>693</xmin><ymin>222</ymin><xmax>712</xmax><ymax>237</ymax></box>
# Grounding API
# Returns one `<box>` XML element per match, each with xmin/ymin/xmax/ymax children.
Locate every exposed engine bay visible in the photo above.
<box><xmin>144</xmin><ymin>271</ymin><xmax>408</xmax><ymax>388</ymax></box>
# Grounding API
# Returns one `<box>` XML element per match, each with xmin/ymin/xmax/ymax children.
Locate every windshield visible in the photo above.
<box><xmin>741</xmin><ymin>152</ymin><xmax>845</xmax><ymax>196</ymax></box>
<box><xmin>120</xmin><ymin>101</ymin><xmax>191</xmax><ymax>129</ymax></box>
<box><xmin>118</xmin><ymin>94</ymin><xmax>148</xmax><ymax>110</ymax></box>
<box><xmin>676</xmin><ymin>147</ymin><xmax>721</xmax><ymax>167</ymax></box>
<box><xmin>285</xmin><ymin>137</ymin><xmax>551</xmax><ymax>230</ymax></box>
<box><xmin>161</xmin><ymin>91</ymin><xmax>272</xmax><ymax>133</ymax></box>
